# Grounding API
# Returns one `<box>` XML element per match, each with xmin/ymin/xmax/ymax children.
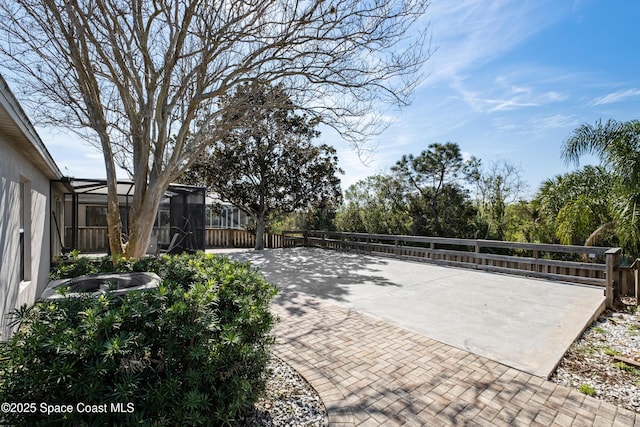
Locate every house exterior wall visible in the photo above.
<box><xmin>0</xmin><ymin>133</ymin><xmax>54</xmax><ymax>339</ymax></box>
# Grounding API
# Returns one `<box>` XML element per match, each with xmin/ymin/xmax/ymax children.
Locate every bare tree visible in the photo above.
<box><xmin>0</xmin><ymin>0</ymin><xmax>432</xmax><ymax>259</ymax></box>
<box><xmin>473</xmin><ymin>159</ymin><xmax>528</xmax><ymax>240</ymax></box>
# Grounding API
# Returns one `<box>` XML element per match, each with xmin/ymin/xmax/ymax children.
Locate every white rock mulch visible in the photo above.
<box><xmin>238</xmin><ymin>356</ymin><xmax>328</xmax><ymax>426</ymax></box>
<box><xmin>551</xmin><ymin>302</ymin><xmax>640</xmax><ymax>414</ymax></box>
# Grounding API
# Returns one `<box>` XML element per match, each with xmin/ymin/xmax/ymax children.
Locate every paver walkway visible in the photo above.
<box><xmin>272</xmin><ymin>292</ymin><xmax>640</xmax><ymax>426</ymax></box>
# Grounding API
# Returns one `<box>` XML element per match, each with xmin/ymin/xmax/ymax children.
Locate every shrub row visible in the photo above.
<box><xmin>0</xmin><ymin>253</ymin><xmax>278</xmax><ymax>426</ymax></box>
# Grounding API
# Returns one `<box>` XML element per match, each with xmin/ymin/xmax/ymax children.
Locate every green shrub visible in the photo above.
<box><xmin>1</xmin><ymin>253</ymin><xmax>278</xmax><ymax>426</ymax></box>
<box><xmin>578</xmin><ymin>383</ymin><xmax>596</xmax><ymax>396</ymax></box>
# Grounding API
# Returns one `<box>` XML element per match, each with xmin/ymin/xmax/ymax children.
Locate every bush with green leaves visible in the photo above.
<box><xmin>0</xmin><ymin>253</ymin><xmax>278</xmax><ymax>426</ymax></box>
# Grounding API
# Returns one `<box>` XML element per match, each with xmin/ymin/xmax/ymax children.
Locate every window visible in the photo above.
<box><xmin>155</xmin><ymin>209</ymin><xmax>170</xmax><ymax>227</ymax></box>
<box><xmin>86</xmin><ymin>206</ymin><xmax>108</xmax><ymax>226</ymax></box>
<box><xmin>85</xmin><ymin>206</ymin><xmax>129</xmax><ymax>227</ymax></box>
<box><xmin>206</xmin><ymin>205</ymin><xmax>223</xmax><ymax>228</ymax></box>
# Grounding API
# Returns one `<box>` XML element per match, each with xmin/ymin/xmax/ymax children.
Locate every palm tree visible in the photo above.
<box><xmin>562</xmin><ymin>119</ymin><xmax>640</xmax><ymax>254</ymax></box>
<box><xmin>535</xmin><ymin>166</ymin><xmax>615</xmax><ymax>247</ymax></box>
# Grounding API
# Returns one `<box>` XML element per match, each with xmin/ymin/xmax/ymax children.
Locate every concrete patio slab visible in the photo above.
<box><xmin>222</xmin><ymin>247</ymin><xmax>606</xmax><ymax>378</ymax></box>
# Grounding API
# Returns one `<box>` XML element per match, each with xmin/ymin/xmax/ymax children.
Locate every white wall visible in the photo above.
<box><xmin>0</xmin><ymin>135</ymin><xmax>52</xmax><ymax>339</ymax></box>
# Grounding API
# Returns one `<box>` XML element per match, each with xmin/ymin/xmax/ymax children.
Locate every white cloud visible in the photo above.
<box><xmin>590</xmin><ymin>89</ymin><xmax>640</xmax><ymax>106</ymax></box>
<box><xmin>421</xmin><ymin>0</ymin><xmax>561</xmax><ymax>85</ymax></box>
<box><xmin>488</xmin><ymin>99</ymin><xmax>539</xmax><ymax>112</ymax></box>
<box><xmin>451</xmin><ymin>78</ymin><xmax>567</xmax><ymax>113</ymax></box>
<box><xmin>530</xmin><ymin>114</ymin><xmax>580</xmax><ymax>131</ymax></box>
<box><xmin>544</xmin><ymin>91</ymin><xmax>569</xmax><ymax>102</ymax></box>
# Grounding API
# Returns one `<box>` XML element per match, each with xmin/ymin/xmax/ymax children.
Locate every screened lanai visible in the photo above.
<box><xmin>54</xmin><ymin>178</ymin><xmax>205</xmax><ymax>254</ymax></box>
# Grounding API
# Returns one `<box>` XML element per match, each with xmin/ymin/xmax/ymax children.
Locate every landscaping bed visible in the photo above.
<box><xmin>551</xmin><ymin>299</ymin><xmax>640</xmax><ymax>413</ymax></box>
<box><xmin>239</xmin><ymin>356</ymin><xmax>328</xmax><ymax>426</ymax></box>
<box><xmin>0</xmin><ymin>253</ymin><xmax>278</xmax><ymax>426</ymax></box>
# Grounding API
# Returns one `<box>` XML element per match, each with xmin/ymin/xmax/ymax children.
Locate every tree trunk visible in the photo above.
<box><xmin>106</xmin><ymin>188</ymin><xmax>123</xmax><ymax>258</ymax></box>
<box><xmin>255</xmin><ymin>215</ymin><xmax>266</xmax><ymax>250</ymax></box>
<box><xmin>124</xmin><ymin>183</ymin><xmax>167</xmax><ymax>259</ymax></box>
<box><xmin>102</xmin><ymin>136</ymin><xmax>124</xmax><ymax>259</ymax></box>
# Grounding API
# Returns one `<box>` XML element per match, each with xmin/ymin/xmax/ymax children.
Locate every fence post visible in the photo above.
<box><xmin>635</xmin><ymin>263</ymin><xmax>639</xmax><ymax>305</ymax></box>
<box><xmin>605</xmin><ymin>248</ymin><xmax>621</xmax><ymax>309</ymax></box>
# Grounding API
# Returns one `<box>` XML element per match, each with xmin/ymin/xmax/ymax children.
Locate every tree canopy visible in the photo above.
<box><xmin>0</xmin><ymin>0</ymin><xmax>431</xmax><ymax>258</ymax></box>
<box><xmin>337</xmin><ymin>142</ymin><xmax>478</xmax><ymax>238</ymax></box>
<box><xmin>473</xmin><ymin>159</ymin><xmax>527</xmax><ymax>240</ymax></box>
<box><xmin>533</xmin><ymin>166</ymin><xmax>615</xmax><ymax>247</ymax></box>
<box><xmin>392</xmin><ymin>142</ymin><xmax>478</xmax><ymax>236</ymax></box>
<box><xmin>336</xmin><ymin>174</ymin><xmax>410</xmax><ymax>234</ymax></box>
<box><xmin>562</xmin><ymin>119</ymin><xmax>640</xmax><ymax>253</ymax></box>
<box><xmin>181</xmin><ymin>82</ymin><xmax>342</xmax><ymax>250</ymax></box>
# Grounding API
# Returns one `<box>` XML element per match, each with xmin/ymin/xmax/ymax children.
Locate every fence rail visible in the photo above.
<box><xmin>67</xmin><ymin>227</ymin><xmax>631</xmax><ymax>308</ymax></box>
<box><xmin>204</xmin><ymin>228</ymin><xmax>282</xmax><ymax>248</ymax></box>
<box><xmin>283</xmin><ymin>230</ymin><xmax>623</xmax><ymax>308</ymax></box>
<box><xmin>67</xmin><ymin>227</ymin><xmax>282</xmax><ymax>252</ymax></box>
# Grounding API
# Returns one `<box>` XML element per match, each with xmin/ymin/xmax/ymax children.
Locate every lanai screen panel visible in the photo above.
<box><xmin>56</xmin><ymin>178</ymin><xmax>205</xmax><ymax>253</ymax></box>
<box><xmin>168</xmin><ymin>186</ymin><xmax>205</xmax><ymax>253</ymax></box>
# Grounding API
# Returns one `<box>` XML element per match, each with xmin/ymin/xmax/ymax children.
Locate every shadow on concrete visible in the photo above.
<box><xmin>224</xmin><ymin>248</ymin><xmax>400</xmax><ymax>315</ymax></box>
<box><xmin>222</xmin><ymin>246</ymin><xmax>606</xmax><ymax>379</ymax></box>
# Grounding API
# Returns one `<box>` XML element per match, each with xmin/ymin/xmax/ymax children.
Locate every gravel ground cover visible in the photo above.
<box><xmin>239</xmin><ymin>356</ymin><xmax>328</xmax><ymax>426</ymax></box>
<box><xmin>551</xmin><ymin>299</ymin><xmax>640</xmax><ymax>413</ymax></box>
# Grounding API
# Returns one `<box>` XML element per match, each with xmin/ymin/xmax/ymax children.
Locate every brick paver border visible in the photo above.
<box><xmin>272</xmin><ymin>293</ymin><xmax>640</xmax><ymax>426</ymax></box>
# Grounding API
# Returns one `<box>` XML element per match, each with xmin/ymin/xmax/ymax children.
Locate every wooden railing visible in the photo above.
<box><xmin>67</xmin><ymin>227</ymin><xmax>282</xmax><ymax>251</ymax></box>
<box><xmin>67</xmin><ymin>227</ymin><xmax>631</xmax><ymax>308</ymax></box>
<box><xmin>204</xmin><ymin>228</ymin><xmax>282</xmax><ymax>248</ymax></box>
<box><xmin>283</xmin><ymin>230</ymin><xmax>623</xmax><ymax>308</ymax></box>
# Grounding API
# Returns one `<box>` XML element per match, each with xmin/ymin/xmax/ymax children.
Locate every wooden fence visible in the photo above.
<box><xmin>68</xmin><ymin>227</ymin><xmax>636</xmax><ymax>308</ymax></box>
<box><xmin>68</xmin><ymin>227</ymin><xmax>282</xmax><ymax>251</ymax></box>
<box><xmin>204</xmin><ymin>228</ymin><xmax>282</xmax><ymax>248</ymax></box>
<box><xmin>283</xmin><ymin>230</ymin><xmax>626</xmax><ymax>308</ymax></box>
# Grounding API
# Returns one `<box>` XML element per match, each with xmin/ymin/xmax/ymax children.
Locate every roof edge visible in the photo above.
<box><xmin>0</xmin><ymin>74</ymin><xmax>64</xmax><ymax>179</ymax></box>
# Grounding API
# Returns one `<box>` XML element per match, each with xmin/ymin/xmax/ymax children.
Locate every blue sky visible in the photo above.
<box><xmin>41</xmin><ymin>0</ymin><xmax>640</xmax><ymax>198</ymax></box>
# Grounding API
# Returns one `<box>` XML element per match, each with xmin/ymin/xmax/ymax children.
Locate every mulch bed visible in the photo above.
<box><xmin>550</xmin><ymin>298</ymin><xmax>640</xmax><ymax>413</ymax></box>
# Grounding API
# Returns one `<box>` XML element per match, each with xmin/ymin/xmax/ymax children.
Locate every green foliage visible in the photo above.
<box><xmin>578</xmin><ymin>383</ymin><xmax>597</xmax><ymax>396</ymax></box>
<box><xmin>533</xmin><ymin>165</ymin><xmax>617</xmax><ymax>247</ymax></box>
<box><xmin>501</xmin><ymin>201</ymin><xmax>544</xmax><ymax>243</ymax></box>
<box><xmin>602</xmin><ymin>347</ymin><xmax>622</xmax><ymax>356</ymax></box>
<box><xmin>392</xmin><ymin>142</ymin><xmax>478</xmax><ymax>236</ymax></box>
<box><xmin>336</xmin><ymin>143</ymin><xmax>479</xmax><ymax>238</ymax></box>
<box><xmin>335</xmin><ymin>174</ymin><xmax>411</xmax><ymax>235</ymax></box>
<box><xmin>1</xmin><ymin>253</ymin><xmax>277</xmax><ymax>426</ymax></box>
<box><xmin>270</xmin><ymin>204</ymin><xmax>338</xmax><ymax>233</ymax></box>
<box><xmin>49</xmin><ymin>250</ymin><xmax>99</xmax><ymax>279</ymax></box>
<box><xmin>406</xmin><ymin>184</ymin><xmax>477</xmax><ymax>237</ymax></box>
<box><xmin>612</xmin><ymin>361</ymin><xmax>640</xmax><ymax>376</ymax></box>
<box><xmin>562</xmin><ymin>119</ymin><xmax>640</xmax><ymax>254</ymax></box>
<box><xmin>181</xmin><ymin>82</ymin><xmax>343</xmax><ymax>249</ymax></box>
<box><xmin>472</xmin><ymin>159</ymin><xmax>528</xmax><ymax>240</ymax></box>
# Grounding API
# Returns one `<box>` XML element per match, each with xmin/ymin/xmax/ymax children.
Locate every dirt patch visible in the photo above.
<box><xmin>551</xmin><ymin>298</ymin><xmax>640</xmax><ymax>413</ymax></box>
